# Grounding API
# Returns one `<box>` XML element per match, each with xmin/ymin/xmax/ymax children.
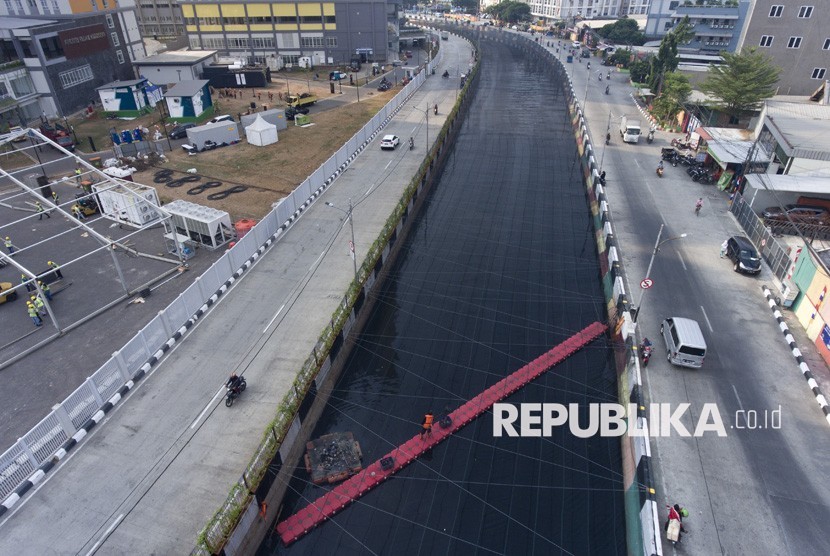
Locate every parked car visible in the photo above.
<box><xmin>377</xmin><ymin>80</ymin><xmax>391</xmax><ymax>92</ymax></box>
<box><xmin>329</xmin><ymin>71</ymin><xmax>348</xmax><ymax>81</ymax></box>
<box><xmin>285</xmin><ymin>106</ymin><xmax>310</xmax><ymax>120</ymax></box>
<box><xmin>380</xmin><ymin>135</ymin><xmax>400</xmax><ymax>150</ymax></box>
<box><xmin>169</xmin><ymin>123</ymin><xmax>195</xmax><ymax>139</ymax></box>
<box><xmin>209</xmin><ymin>114</ymin><xmax>235</xmax><ymax>124</ymax></box>
<box><xmin>725</xmin><ymin>236</ymin><xmax>761</xmax><ymax>275</ymax></box>
<box><xmin>762</xmin><ymin>204</ymin><xmax>829</xmax><ymax>224</ymax></box>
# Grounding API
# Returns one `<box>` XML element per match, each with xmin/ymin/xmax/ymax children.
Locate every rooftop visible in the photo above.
<box><xmin>165</xmin><ymin>80</ymin><xmax>209</xmax><ymax>97</ymax></box>
<box><xmin>763</xmin><ymin>100</ymin><xmax>830</xmax><ymax>160</ymax></box>
<box><xmin>134</xmin><ymin>50</ymin><xmax>218</xmax><ymax>66</ymax></box>
<box><xmin>96</xmin><ymin>78</ymin><xmax>148</xmax><ymax>90</ymax></box>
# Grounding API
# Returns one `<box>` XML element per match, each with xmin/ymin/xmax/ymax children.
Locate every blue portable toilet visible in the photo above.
<box><xmin>567</xmin><ymin>55</ymin><xmax>573</xmax><ymax>63</ymax></box>
<box><xmin>132</xmin><ymin>128</ymin><xmax>142</xmax><ymax>142</ymax></box>
<box><xmin>120</xmin><ymin>130</ymin><xmax>133</xmax><ymax>144</ymax></box>
<box><xmin>111</xmin><ymin>132</ymin><xmax>121</xmax><ymax>145</ymax></box>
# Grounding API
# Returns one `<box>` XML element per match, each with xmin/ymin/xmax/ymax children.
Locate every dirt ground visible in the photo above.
<box><xmin>131</xmin><ymin>87</ymin><xmax>392</xmax><ymax>221</ymax></box>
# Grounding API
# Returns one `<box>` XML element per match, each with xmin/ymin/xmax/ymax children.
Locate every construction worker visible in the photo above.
<box><xmin>31</xmin><ymin>294</ymin><xmax>46</xmax><ymax>317</ymax></box>
<box><xmin>36</xmin><ymin>200</ymin><xmax>50</xmax><ymax>220</ymax></box>
<box><xmin>52</xmin><ymin>191</ymin><xmax>59</xmax><ymax>205</ymax></box>
<box><xmin>420</xmin><ymin>411</ymin><xmax>434</xmax><ymax>439</ymax></box>
<box><xmin>4</xmin><ymin>236</ymin><xmax>16</xmax><ymax>254</ymax></box>
<box><xmin>27</xmin><ymin>302</ymin><xmax>42</xmax><ymax>327</ymax></box>
<box><xmin>39</xmin><ymin>280</ymin><xmax>52</xmax><ymax>301</ymax></box>
<box><xmin>21</xmin><ymin>274</ymin><xmax>34</xmax><ymax>292</ymax></box>
<box><xmin>72</xmin><ymin>203</ymin><xmax>85</xmax><ymax>220</ymax></box>
<box><xmin>74</xmin><ymin>166</ymin><xmax>82</xmax><ymax>184</ymax></box>
<box><xmin>48</xmin><ymin>260</ymin><xmax>63</xmax><ymax>280</ymax></box>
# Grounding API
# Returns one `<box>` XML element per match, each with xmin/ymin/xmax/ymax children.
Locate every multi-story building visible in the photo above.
<box><xmin>0</xmin><ymin>15</ymin><xmax>135</xmax><ymax>121</ymax></box>
<box><xmin>0</xmin><ymin>0</ymin><xmax>144</xmax><ymax>63</ymax></box>
<box><xmin>136</xmin><ymin>0</ymin><xmax>185</xmax><ymax>40</ymax></box>
<box><xmin>180</xmin><ymin>0</ymin><xmax>398</xmax><ymax>68</ymax></box>
<box><xmin>736</xmin><ymin>1</ymin><xmax>829</xmax><ymax>96</ymax></box>
<box><xmin>0</xmin><ymin>59</ymin><xmax>40</xmax><ymax>126</ymax></box>
<box><xmin>646</xmin><ymin>0</ymin><xmax>750</xmax><ymax>53</ymax></box>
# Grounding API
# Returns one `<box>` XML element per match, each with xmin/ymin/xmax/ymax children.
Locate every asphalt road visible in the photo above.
<box><xmin>262</xmin><ymin>33</ymin><xmax>624</xmax><ymax>555</ymax></box>
<box><xmin>541</xmin><ymin>31</ymin><xmax>830</xmax><ymax>555</ymax></box>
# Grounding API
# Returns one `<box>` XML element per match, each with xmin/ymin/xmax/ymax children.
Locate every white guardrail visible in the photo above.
<box><xmin>0</xmin><ymin>55</ymin><xmax>441</xmax><ymax>511</ymax></box>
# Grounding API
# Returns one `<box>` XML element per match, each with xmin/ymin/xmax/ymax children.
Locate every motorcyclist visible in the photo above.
<box><xmin>442</xmin><ymin>69</ymin><xmax>449</xmax><ymax>78</ymax></box>
<box><xmin>605</xmin><ymin>85</ymin><xmax>609</xmax><ymax>95</ymax></box>
<box><xmin>695</xmin><ymin>197</ymin><xmax>704</xmax><ymax>214</ymax></box>
<box><xmin>587</xmin><ymin>61</ymin><xmax>591</xmax><ymax>70</ymax></box>
<box><xmin>409</xmin><ymin>136</ymin><xmax>414</xmax><ymax>149</ymax></box>
<box><xmin>598</xmin><ymin>73</ymin><xmax>602</xmax><ymax>81</ymax></box>
<box><xmin>607</xmin><ymin>70</ymin><xmax>610</xmax><ymax>79</ymax></box>
<box><xmin>605</xmin><ymin>132</ymin><xmax>611</xmax><ymax>145</ymax></box>
<box><xmin>226</xmin><ymin>373</ymin><xmax>243</xmax><ymax>393</ymax></box>
<box><xmin>658</xmin><ymin>160</ymin><xmax>664</xmax><ymax>171</ymax></box>
<box><xmin>433</xmin><ymin>103</ymin><xmax>438</xmax><ymax>115</ymax></box>
<box><xmin>640</xmin><ymin>337</ymin><xmax>652</xmax><ymax>350</ymax></box>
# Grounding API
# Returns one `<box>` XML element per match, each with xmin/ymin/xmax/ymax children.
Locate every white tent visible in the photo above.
<box><xmin>245</xmin><ymin>115</ymin><xmax>278</xmax><ymax>147</ymax></box>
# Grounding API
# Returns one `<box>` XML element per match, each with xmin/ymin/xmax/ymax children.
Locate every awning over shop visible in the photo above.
<box><xmin>706</xmin><ymin>139</ymin><xmax>754</xmax><ymax>168</ymax></box>
<box><xmin>745</xmin><ymin>171</ymin><xmax>830</xmax><ymax>195</ymax></box>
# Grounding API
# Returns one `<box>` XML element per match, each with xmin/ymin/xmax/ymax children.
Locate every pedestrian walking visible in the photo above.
<box><xmin>22</xmin><ymin>274</ymin><xmax>34</xmax><ymax>292</ymax></box>
<box><xmin>27</xmin><ymin>302</ymin><xmax>42</xmax><ymax>327</ymax></box>
<box><xmin>5</xmin><ymin>236</ymin><xmax>16</xmax><ymax>254</ymax></box>
<box><xmin>36</xmin><ymin>200</ymin><xmax>50</xmax><ymax>219</ymax></box>
<box><xmin>39</xmin><ymin>280</ymin><xmax>52</xmax><ymax>301</ymax></box>
<box><xmin>420</xmin><ymin>411</ymin><xmax>434</xmax><ymax>439</ymax></box>
<box><xmin>48</xmin><ymin>260</ymin><xmax>63</xmax><ymax>280</ymax></box>
<box><xmin>720</xmin><ymin>239</ymin><xmax>728</xmax><ymax>258</ymax></box>
<box><xmin>31</xmin><ymin>295</ymin><xmax>47</xmax><ymax>317</ymax></box>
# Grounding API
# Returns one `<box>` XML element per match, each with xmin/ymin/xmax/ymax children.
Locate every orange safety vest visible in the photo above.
<box><xmin>422</xmin><ymin>414</ymin><xmax>434</xmax><ymax>430</ymax></box>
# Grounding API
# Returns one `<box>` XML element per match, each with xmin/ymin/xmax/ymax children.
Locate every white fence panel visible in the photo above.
<box><xmin>347</xmin><ymin>137</ymin><xmax>359</xmax><ymax>155</ymax></box>
<box><xmin>94</xmin><ymin>357</ymin><xmax>127</xmax><ymax>402</ymax></box>
<box><xmin>200</xmin><ymin>262</ymin><xmax>224</xmax><ymax>295</ymax></box>
<box><xmin>181</xmin><ymin>282</ymin><xmax>206</xmax><ymax>316</ymax></box>
<box><xmin>276</xmin><ymin>198</ymin><xmax>294</xmax><ymax>225</ymax></box>
<box><xmin>253</xmin><ymin>219</ymin><xmax>271</xmax><ymax>246</ymax></box>
<box><xmin>228</xmin><ymin>240</ymin><xmax>251</xmax><ymax>270</ymax></box>
<box><xmin>310</xmin><ymin>167</ymin><xmax>325</xmax><ymax>191</ymax></box>
<box><xmin>63</xmin><ymin>382</ymin><xmax>99</xmax><ymax>429</ymax></box>
<box><xmin>164</xmin><ymin>296</ymin><xmax>191</xmax><ymax>333</ymax></box>
<box><xmin>22</xmin><ymin>413</ymin><xmax>67</xmax><ymax>463</ymax></box>
<box><xmin>121</xmin><ymin>334</ymin><xmax>150</xmax><ymax>375</ymax></box>
<box><xmin>297</xmin><ymin>179</ymin><xmax>312</xmax><ymax>201</ymax></box>
<box><xmin>140</xmin><ymin>314</ymin><xmax>168</xmax><ymax>356</ymax></box>
<box><xmin>323</xmin><ymin>155</ymin><xmax>337</xmax><ymax>177</ymax></box>
<box><xmin>0</xmin><ymin>445</ymin><xmax>34</xmax><ymax>499</ymax></box>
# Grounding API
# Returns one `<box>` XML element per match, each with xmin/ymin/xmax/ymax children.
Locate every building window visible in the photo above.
<box><xmin>300</xmin><ymin>36</ymin><xmax>325</xmax><ymax>47</ymax></box>
<box><xmin>283</xmin><ymin>54</ymin><xmax>300</xmax><ymax>65</ymax></box>
<box><xmin>669</xmin><ymin>1</ymin><xmax>678</xmax><ymax>8</ymax></box>
<box><xmin>39</xmin><ymin>0</ymin><xmax>48</xmax><ymax>13</ymax></box>
<box><xmin>51</xmin><ymin>0</ymin><xmax>57</xmax><ymax>12</ymax></box>
<box><xmin>300</xmin><ymin>16</ymin><xmax>322</xmax><ymax>24</ymax></box>
<box><xmin>111</xmin><ymin>32</ymin><xmax>120</xmax><ymax>46</ymax></box>
<box><xmin>324</xmin><ymin>15</ymin><xmax>335</xmax><ymax>24</ymax></box>
<box><xmin>59</xmin><ymin>64</ymin><xmax>93</xmax><ymax>89</ymax></box>
<box><xmin>326</xmin><ymin>36</ymin><xmax>336</xmax><ymax>47</ymax></box>
<box><xmin>787</xmin><ymin>37</ymin><xmax>802</xmax><ymax>48</ymax></box>
<box><xmin>759</xmin><ymin>35</ymin><xmax>773</xmax><ymax>47</ymax></box>
<box><xmin>769</xmin><ymin>5</ymin><xmax>783</xmax><ymax>17</ymax></box>
<box><xmin>106</xmin><ymin>13</ymin><xmax>114</xmax><ymax>28</ymax></box>
<box><xmin>14</xmin><ymin>0</ymin><xmax>22</xmax><ymax>10</ymax></box>
<box><xmin>4</xmin><ymin>0</ymin><xmax>13</xmax><ymax>11</ymax></box>
<box><xmin>798</xmin><ymin>6</ymin><xmax>813</xmax><ymax>18</ymax></box>
<box><xmin>116</xmin><ymin>50</ymin><xmax>124</xmax><ymax>64</ymax></box>
<box><xmin>812</xmin><ymin>68</ymin><xmax>826</xmax><ymax>79</ymax></box>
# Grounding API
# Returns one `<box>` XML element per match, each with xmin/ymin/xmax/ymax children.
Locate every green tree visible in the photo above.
<box><xmin>596</xmin><ymin>18</ymin><xmax>645</xmax><ymax>46</ymax></box>
<box><xmin>651</xmin><ymin>73</ymin><xmax>692</xmax><ymax>122</ymax></box>
<box><xmin>452</xmin><ymin>0</ymin><xmax>479</xmax><ymax>14</ymax></box>
<box><xmin>608</xmin><ymin>48</ymin><xmax>633</xmax><ymax>68</ymax></box>
<box><xmin>649</xmin><ymin>17</ymin><xmax>693</xmax><ymax>94</ymax></box>
<box><xmin>699</xmin><ymin>48</ymin><xmax>781</xmax><ymax>118</ymax></box>
<box><xmin>630</xmin><ymin>58</ymin><xmax>651</xmax><ymax>84</ymax></box>
<box><xmin>484</xmin><ymin>1</ymin><xmax>530</xmax><ymax>24</ymax></box>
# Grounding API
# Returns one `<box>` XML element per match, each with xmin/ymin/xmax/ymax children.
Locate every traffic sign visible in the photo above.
<box><xmin>640</xmin><ymin>278</ymin><xmax>653</xmax><ymax>289</ymax></box>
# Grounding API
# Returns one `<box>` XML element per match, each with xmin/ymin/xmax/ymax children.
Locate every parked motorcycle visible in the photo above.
<box><xmin>225</xmin><ymin>376</ymin><xmax>247</xmax><ymax>407</ymax></box>
<box><xmin>661</xmin><ymin>148</ymin><xmax>680</xmax><ymax>167</ymax></box>
<box><xmin>671</xmin><ymin>138</ymin><xmax>693</xmax><ymax>150</ymax></box>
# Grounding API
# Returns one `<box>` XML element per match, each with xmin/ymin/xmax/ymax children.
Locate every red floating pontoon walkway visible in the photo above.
<box><xmin>276</xmin><ymin>321</ymin><xmax>607</xmax><ymax>545</ymax></box>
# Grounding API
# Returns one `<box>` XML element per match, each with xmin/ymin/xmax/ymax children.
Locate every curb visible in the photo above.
<box><xmin>762</xmin><ymin>285</ymin><xmax>830</xmax><ymax>425</ymax></box>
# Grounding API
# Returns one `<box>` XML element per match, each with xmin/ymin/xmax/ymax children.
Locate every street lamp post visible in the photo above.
<box><xmin>599</xmin><ymin>110</ymin><xmax>612</xmax><ymax>173</ymax></box>
<box><xmin>633</xmin><ymin>224</ymin><xmax>687</xmax><ymax>322</ymax></box>
<box><xmin>325</xmin><ymin>199</ymin><xmax>357</xmax><ymax>281</ymax></box>
<box><xmin>412</xmin><ymin>104</ymin><xmax>429</xmax><ymax>151</ymax></box>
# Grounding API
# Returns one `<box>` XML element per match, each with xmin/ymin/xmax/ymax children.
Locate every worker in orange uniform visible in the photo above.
<box><xmin>420</xmin><ymin>411</ymin><xmax>434</xmax><ymax>439</ymax></box>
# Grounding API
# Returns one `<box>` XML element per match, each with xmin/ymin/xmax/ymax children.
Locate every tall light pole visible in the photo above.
<box><xmin>599</xmin><ymin>110</ymin><xmax>612</xmax><ymax>173</ymax></box>
<box><xmin>325</xmin><ymin>199</ymin><xmax>357</xmax><ymax>281</ymax></box>
<box><xmin>633</xmin><ymin>224</ymin><xmax>687</xmax><ymax>322</ymax></box>
<box><xmin>412</xmin><ymin>104</ymin><xmax>429</xmax><ymax>151</ymax></box>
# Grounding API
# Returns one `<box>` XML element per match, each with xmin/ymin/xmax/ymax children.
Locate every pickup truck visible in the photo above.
<box><xmin>286</xmin><ymin>93</ymin><xmax>317</xmax><ymax>108</ymax></box>
<box><xmin>40</xmin><ymin>123</ymin><xmax>75</xmax><ymax>151</ymax></box>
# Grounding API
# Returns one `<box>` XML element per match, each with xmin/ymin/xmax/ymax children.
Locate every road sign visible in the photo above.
<box><xmin>640</xmin><ymin>278</ymin><xmax>653</xmax><ymax>289</ymax></box>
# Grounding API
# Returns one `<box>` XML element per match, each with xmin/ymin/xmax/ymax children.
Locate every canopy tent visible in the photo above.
<box><xmin>245</xmin><ymin>115</ymin><xmax>278</xmax><ymax>147</ymax></box>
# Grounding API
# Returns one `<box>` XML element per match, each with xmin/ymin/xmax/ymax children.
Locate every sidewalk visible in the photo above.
<box><xmin>0</xmin><ymin>37</ymin><xmax>473</xmax><ymax>555</ymax></box>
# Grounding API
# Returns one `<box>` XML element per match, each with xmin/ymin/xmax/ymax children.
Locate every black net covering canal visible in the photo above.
<box><xmin>261</xmin><ymin>38</ymin><xmax>625</xmax><ymax>556</ymax></box>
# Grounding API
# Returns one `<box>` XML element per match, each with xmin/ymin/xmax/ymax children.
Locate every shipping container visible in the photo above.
<box><xmin>185</xmin><ymin>121</ymin><xmax>241</xmax><ymax>150</ymax></box>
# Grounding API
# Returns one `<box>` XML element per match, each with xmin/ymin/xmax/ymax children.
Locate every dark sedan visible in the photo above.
<box><xmin>169</xmin><ymin>123</ymin><xmax>195</xmax><ymax>140</ymax></box>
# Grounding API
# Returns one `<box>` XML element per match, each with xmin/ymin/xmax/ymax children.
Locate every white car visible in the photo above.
<box><xmin>380</xmin><ymin>135</ymin><xmax>400</xmax><ymax>150</ymax></box>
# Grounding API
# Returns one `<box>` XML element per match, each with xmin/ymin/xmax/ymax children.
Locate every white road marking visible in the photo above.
<box><xmin>732</xmin><ymin>385</ymin><xmax>745</xmax><ymax>412</ymax></box>
<box><xmin>84</xmin><ymin>513</ymin><xmax>124</xmax><ymax>556</ymax></box>
<box><xmin>384</xmin><ymin>159</ymin><xmax>393</xmax><ymax>170</ymax></box>
<box><xmin>700</xmin><ymin>305</ymin><xmax>714</xmax><ymax>332</ymax></box>
<box><xmin>190</xmin><ymin>388</ymin><xmax>225</xmax><ymax>430</ymax></box>
<box><xmin>311</xmin><ymin>250</ymin><xmax>325</xmax><ymax>270</ymax></box>
<box><xmin>263</xmin><ymin>303</ymin><xmax>286</xmax><ymax>334</ymax></box>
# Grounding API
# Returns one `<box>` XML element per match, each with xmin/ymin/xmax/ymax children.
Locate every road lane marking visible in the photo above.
<box><xmin>263</xmin><ymin>303</ymin><xmax>286</xmax><ymax>334</ymax></box>
<box><xmin>84</xmin><ymin>513</ymin><xmax>124</xmax><ymax>556</ymax></box>
<box><xmin>700</xmin><ymin>305</ymin><xmax>714</xmax><ymax>332</ymax></box>
<box><xmin>191</xmin><ymin>388</ymin><xmax>225</xmax><ymax>430</ymax></box>
<box><xmin>732</xmin><ymin>385</ymin><xmax>745</xmax><ymax>412</ymax></box>
<box><xmin>311</xmin><ymin>250</ymin><xmax>325</xmax><ymax>270</ymax></box>
<box><xmin>384</xmin><ymin>159</ymin><xmax>393</xmax><ymax>170</ymax></box>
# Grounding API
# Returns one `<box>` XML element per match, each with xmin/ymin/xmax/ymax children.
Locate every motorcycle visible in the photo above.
<box><xmin>605</xmin><ymin>132</ymin><xmax>611</xmax><ymax>146</ymax></box>
<box><xmin>409</xmin><ymin>137</ymin><xmax>414</xmax><ymax>150</ymax></box>
<box><xmin>605</xmin><ymin>85</ymin><xmax>609</xmax><ymax>95</ymax></box>
<box><xmin>640</xmin><ymin>339</ymin><xmax>653</xmax><ymax>367</ymax></box>
<box><xmin>606</xmin><ymin>70</ymin><xmax>610</xmax><ymax>80</ymax></box>
<box><xmin>671</xmin><ymin>137</ymin><xmax>693</xmax><ymax>150</ymax></box>
<box><xmin>598</xmin><ymin>73</ymin><xmax>603</xmax><ymax>81</ymax></box>
<box><xmin>433</xmin><ymin>104</ymin><xmax>438</xmax><ymax>116</ymax></box>
<box><xmin>442</xmin><ymin>70</ymin><xmax>449</xmax><ymax>78</ymax></box>
<box><xmin>225</xmin><ymin>376</ymin><xmax>247</xmax><ymax>407</ymax></box>
<box><xmin>656</xmin><ymin>163</ymin><xmax>664</xmax><ymax>178</ymax></box>
<box><xmin>647</xmin><ymin>129</ymin><xmax>654</xmax><ymax>144</ymax></box>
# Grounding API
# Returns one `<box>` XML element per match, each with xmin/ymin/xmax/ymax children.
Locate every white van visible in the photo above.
<box><xmin>661</xmin><ymin>317</ymin><xmax>707</xmax><ymax>368</ymax></box>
